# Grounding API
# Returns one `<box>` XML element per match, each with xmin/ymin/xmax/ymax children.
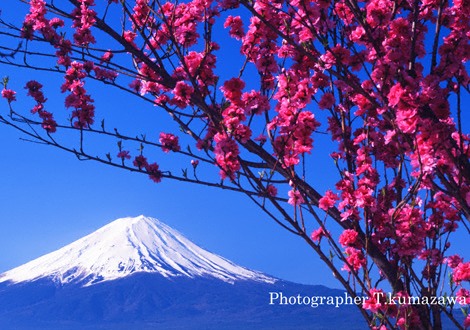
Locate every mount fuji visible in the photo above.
<box><xmin>0</xmin><ymin>215</ymin><xmax>365</xmax><ymax>329</ymax></box>
<box><xmin>0</xmin><ymin>215</ymin><xmax>274</xmax><ymax>286</ymax></box>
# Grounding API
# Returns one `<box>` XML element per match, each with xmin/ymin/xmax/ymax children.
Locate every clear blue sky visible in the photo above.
<box><xmin>0</xmin><ymin>1</ymin><xmax>468</xmax><ymax>291</ymax></box>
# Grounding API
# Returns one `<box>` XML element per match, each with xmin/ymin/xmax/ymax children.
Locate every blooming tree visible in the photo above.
<box><xmin>1</xmin><ymin>0</ymin><xmax>470</xmax><ymax>328</ymax></box>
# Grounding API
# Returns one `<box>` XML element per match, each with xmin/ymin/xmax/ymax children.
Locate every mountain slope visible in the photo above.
<box><xmin>0</xmin><ymin>215</ymin><xmax>273</xmax><ymax>286</ymax></box>
<box><xmin>0</xmin><ymin>273</ymin><xmax>366</xmax><ymax>330</ymax></box>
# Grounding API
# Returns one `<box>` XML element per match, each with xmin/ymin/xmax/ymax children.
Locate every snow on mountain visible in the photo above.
<box><xmin>0</xmin><ymin>215</ymin><xmax>275</xmax><ymax>286</ymax></box>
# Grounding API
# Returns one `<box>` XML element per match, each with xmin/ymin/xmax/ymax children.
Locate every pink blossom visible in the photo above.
<box><xmin>25</xmin><ymin>80</ymin><xmax>46</xmax><ymax>103</ymax></box>
<box><xmin>342</xmin><ymin>247</ymin><xmax>366</xmax><ymax>272</ymax></box>
<box><xmin>100</xmin><ymin>50</ymin><xmax>113</xmax><ymax>63</ymax></box>
<box><xmin>132</xmin><ymin>0</ymin><xmax>152</xmax><ymax>29</ymax></box>
<box><xmin>184</xmin><ymin>51</ymin><xmax>204</xmax><ymax>77</ymax></box>
<box><xmin>71</xmin><ymin>0</ymin><xmax>97</xmax><ymax>46</ymax></box>
<box><xmin>318</xmin><ymin>190</ymin><xmax>339</xmax><ymax>210</ymax></box>
<box><xmin>59</xmin><ymin>62</ymin><xmax>95</xmax><ymax>128</ymax></box>
<box><xmin>49</xmin><ymin>17</ymin><xmax>64</xmax><ymax>28</ymax></box>
<box><xmin>335</xmin><ymin>2</ymin><xmax>354</xmax><ymax>25</ymax></box>
<box><xmin>456</xmin><ymin>288</ymin><xmax>470</xmax><ymax>306</ymax></box>
<box><xmin>363</xmin><ymin>289</ymin><xmax>385</xmax><ymax>313</ymax></box>
<box><xmin>453</xmin><ymin>262</ymin><xmax>470</xmax><ymax>284</ymax></box>
<box><xmin>321</xmin><ymin>45</ymin><xmax>350</xmax><ymax>68</ymax></box>
<box><xmin>390</xmin><ymin>205</ymin><xmax>426</xmax><ymax>258</ymax></box>
<box><xmin>311</xmin><ymin>72</ymin><xmax>330</xmax><ymax>89</ymax></box>
<box><xmin>288</xmin><ymin>189</ymin><xmax>304</xmax><ymax>206</ymax></box>
<box><xmin>191</xmin><ymin>159</ymin><xmax>199</xmax><ymax>168</ymax></box>
<box><xmin>318</xmin><ymin>93</ymin><xmax>335</xmax><ymax>110</ymax></box>
<box><xmin>214</xmin><ymin>133</ymin><xmax>240</xmax><ymax>180</ymax></box>
<box><xmin>242</xmin><ymin>90</ymin><xmax>270</xmax><ymax>115</ymax></box>
<box><xmin>117</xmin><ymin>151</ymin><xmax>131</xmax><ymax>160</ymax></box>
<box><xmin>39</xmin><ymin>110</ymin><xmax>57</xmax><ymax>133</ymax></box>
<box><xmin>133</xmin><ymin>155</ymin><xmax>148</xmax><ymax>170</ymax></box>
<box><xmin>22</xmin><ymin>0</ymin><xmax>47</xmax><ymax>39</ymax></box>
<box><xmin>271</xmin><ymin>108</ymin><xmax>319</xmax><ymax>168</ymax></box>
<box><xmin>93</xmin><ymin>66</ymin><xmax>118</xmax><ymax>81</ymax></box>
<box><xmin>123</xmin><ymin>30</ymin><xmax>137</xmax><ymax>44</ymax></box>
<box><xmin>171</xmin><ymin>81</ymin><xmax>194</xmax><ymax>108</ymax></box>
<box><xmin>159</xmin><ymin>132</ymin><xmax>181</xmax><ymax>153</ymax></box>
<box><xmin>224</xmin><ymin>16</ymin><xmax>244</xmax><ymax>40</ymax></box>
<box><xmin>146</xmin><ymin>162</ymin><xmax>162</xmax><ymax>183</ymax></box>
<box><xmin>387</xmin><ymin>83</ymin><xmax>405</xmax><ymax>107</ymax></box>
<box><xmin>444</xmin><ymin>255</ymin><xmax>463</xmax><ymax>269</ymax></box>
<box><xmin>396</xmin><ymin>109</ymin><xmax>418</xmax><ymax>134</ymax></box>
<box><xmin>220</xmin><ymin>78</ymin><xmax>245</xmax><ymax>103</ymax></box>
<box><xmin>311</xmin><ymin>227</ymin><xmax>329</xmax><ymax>243</ymax></box>
<box><xmin>1</xmin><ymin>89</ymin><xmax>16</xmax><ymax>103</ymax></box>
<box><xmin>366</xmin><ymin>0</ymin><xmax>393</xmax><ymax>28</ymax></box>
<box><xmin>265</xmin><ymin>185</ymin><xmax>277</xmax><ymax>197</ymax></box>
<box><xmin>418</xmin><ymin>249</ymin><xmax>442</xmax><ymax>267</ymax></box>
<box><xmin>24</xmin><ymin>80</ymin><xmax>57</xmax><ymax>133</ymax></box>
<box><xmin>464</xmin><ymin>315</ymin><xmax>470</xmax><ymax>329</ymax></box>
<box><xmin>222</xmin><ymin>104</ymin><xmax>251</xmax><ymax>142</ymax></box>
<box><xmin>339</xmin><ymin>229</ymin><xmax>360</xmax><ymax>248</ymax></box>
<box><xmin>254</xmin><ymin>134</ymin><xmax>267</xmax><ymax>144</ymax></box>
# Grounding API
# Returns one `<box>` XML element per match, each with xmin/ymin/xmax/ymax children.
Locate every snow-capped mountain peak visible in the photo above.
<box><xmin>0</xmin><ymin>215</ymin><xmax>275</xmax><ymax>286</ymax></box>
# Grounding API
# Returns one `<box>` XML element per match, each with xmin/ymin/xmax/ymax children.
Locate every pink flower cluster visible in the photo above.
<box><xmin>157</xmin><ymin>0</ymin><xmax>213</xmax><ymax>47</ymax></box>
<box><xmin>342</xmin><ymin>247</ymin><xmax>366</xmax><ymax>272</ymax></box>
<box><xmin>159</xmin><ymin>132</ymin><xmax>181</xmax><ymax>153</ymax></box>
<box><xmin>183</xmin><ymin>51</ymin><xmax>217</xmax><ymax>90</ymax></box>
<box><xmin>224</xmin><ymin>16</ymin><xmax>244</xmax><ymax>40</ymax></box>
<box><xmin>131</xmin><ymin>0</ymin><xmax>153</xmax><ymax>30</ymax></box>
<box><xmin>171</xmin><ymin>81</ymin><xmax>194</xmax><ymax>108</ymax></box>
<box><xmin>62</xmin><ymin>62</ymin><xmax>95</xmax><ymax>128</ymax></box>
<box><xmin>220</xmin><ymin>78</ymin><xmax>252</xmax><ymax>143</ymax></box>
<box><xmin>363</xmin><ymin>289</ymin><xmax>386</xmax><ymax>313</ymax></box>
<box><xmin>221</xmin><ymin>78</ymin><xmax>245</xmax><ymax>102</ymax></box>
<box><xmin>311</xmin><ymin>227</ymin><xmax>329</xmax><ymax>243</ymax></box>
<box><xmin>339</xmin><ymin>229</ymin><xmax>360</xmax><ymax>248</ymax></box>
<box><xmin>22</xmin><ymin>0</ymin><xmax>70</xmax><ymax>67</ymax></box>
<box><xmin>214</xmin><ymin>133</ymin><xmax>240</xmax><ymax>180</ymax></box>
<box><xmin>453</xmin><ymin>262</ymin><xmax>470</xmax><ymax>285</ymax></box>
<box><xmin>71</xmin><ymin>0</ymin><xmax>97</xmax><ymax>46</ymax></box>
<box><xmin>240</xmin><ymin>5</ymin><xmax>279</xmax><ymax>89</ymax></box>
<box><xmin>25</xmin><ymin>81</ymin><xmax>57</xmax><ymax>133</ymax></box>
<box><xmin>390</xmin><ymin>205</ymin><xmax>426</xmax><ymax>258</ymax></box>
<box><xmin>100</xmin><ymin>50</ymin><xmax>113</xmax><ymax>63</ymax></box>
<box><xmin>1</xmin><ymin>89</ymin><xmax>16</xmax><ymax>103</ymax></box>
<box><xmin>265</xmin><ymin>184</ymin><xmax>277</xmax><ymax>197</ymax></box>
<box><xmin>117</xmin><ymin>150</ymin><xmax>131</xmax><ymax>160</ymax></box>
<box><xmin>21</xmin><ymin>0</ymin><xmax>48</xmax><ymax>39</ymax></box>
<box><xmin>318</xmin><ymin>190</ymin><xmax>339</xmax><ymax>210</ymax></box>
<box><xmin>288</xmin><ymin>189</ymin><xmax>305</xmax><ymax>206</ymax></box>
<box><xmin>242</xmin><ymin>90</ymin><xmax>270</xmax><ymax>115</ymax></box>
<box><xmin>268</xmin><ymin>72</ymin><xmax>320</xmax><ymax>168</ymax></box>
<box><xmin>132</xmin><ymin>155</ymin><xmax>162</xmax><ymax>183</ymax></box>
<box><xmin>456</xmin><ymin>288</ymin><xmax>470</xmax><ymax>306</ymax></box>
<box><xmin>146</xmin><ymin>162</ymin><xmax>163</xmax><ymax>183</ymax></box>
